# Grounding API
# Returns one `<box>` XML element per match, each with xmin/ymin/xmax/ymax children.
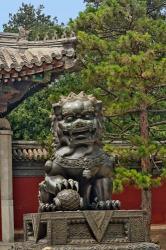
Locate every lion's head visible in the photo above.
<box><xmin>52</xmin><ymin>92</ymin><xmax>103</xmax><ymax>148</ymax></box>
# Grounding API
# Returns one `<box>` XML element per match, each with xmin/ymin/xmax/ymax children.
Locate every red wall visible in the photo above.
<box><xmin>152</xmin><ymin>182</ymin><xmax>166</xmax><ymax>224</ymax></box>
<box><xmin>112</xmin><ymin>186</ymin><xmax>141</xmax><ymax>210</ymax></box>
<box><xmin>12</xmin><ymin>178</ymin><xmax>166</xmax><ymax>229</ymax></box>
<box><xmin>13</xmin><ymin>177</ymin><xmax>43</xmax><ymax>229</ymax></box>
<box><xmin>113</xmin><ymin>183</ymin><xmax>166</xmax><ymax>224</ymax></box>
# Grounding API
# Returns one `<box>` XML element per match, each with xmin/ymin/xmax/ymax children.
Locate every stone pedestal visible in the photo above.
<box><xmin>0</xmin><ymin>119</ymin><xmax>14</xmax><ymax>243</ymax></box>
<box><xmin>15</xmin><ymin>242</ymin><xmax>161</xmax><ymax>250</ymax></box>
<box><xmin>18</xmin><ymin>210</ymin><xmax>160</xmax><ymax>250</ymax></box>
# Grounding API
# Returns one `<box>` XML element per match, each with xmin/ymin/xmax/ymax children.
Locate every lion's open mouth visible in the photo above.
<box><xmin>63</xmin><ymin>127</ymin><xmax>96</xmax><ymax>141</ymax></box>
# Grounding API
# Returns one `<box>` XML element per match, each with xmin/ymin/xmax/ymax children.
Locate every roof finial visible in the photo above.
<box><xmin>44</xmin><ymin>32</ymin><xmax>49</xmax><ymax>41</ymax></box>
<box><xmin>18</xmin><ymin>26</ymin><xmax>29</xmax><ymax>41</ymax></box>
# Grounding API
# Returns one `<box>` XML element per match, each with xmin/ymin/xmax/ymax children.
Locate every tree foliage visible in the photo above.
<box><xmin>8</xmin><ymin>73</ymin><xmax>85</xmax><ymax>142</ymax></box>
<box><xmin>72</xmin><ymin>0</ymin><xmax>166</xmax><ymax>232</ymax></box>
<box><xmin>73</xmin><ymin>0</ymin><xmax>166</xmax><ymax>148</ymax></box>
<box><xmin>3</xmin><ymin>3</ymin><xmax>63</xmax><ymax>40</ymax></box>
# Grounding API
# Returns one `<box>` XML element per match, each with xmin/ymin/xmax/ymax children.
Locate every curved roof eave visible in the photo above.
<box><xmin>0</xmin><ymin>32</ymin><xmax>78</xmax><ymax>117</ymax></box>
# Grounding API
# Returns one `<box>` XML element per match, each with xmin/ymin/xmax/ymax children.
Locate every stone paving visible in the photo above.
<box><xmin>151</xmin><ymin>225</ymin><xmax>166</xmax><ymax>250</ymax></box>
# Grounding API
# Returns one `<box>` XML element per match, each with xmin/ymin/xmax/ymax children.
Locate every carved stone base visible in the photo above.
<box><xmin>14</xmin><ymin>242</ymin><xmax>160</xmax><ymax>250</ymax></box>
<box><xmin>22</xmin><ymin>210</ymin><xmax>160</xmax><ymax>250</ymax></box>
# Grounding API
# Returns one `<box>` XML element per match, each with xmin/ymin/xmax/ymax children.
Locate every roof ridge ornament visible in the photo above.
<box><xmin>34</xmin><ymin>28</ymin><xmax>76</xmax><ymax>42</ymax></box>
<box><xmin>17</xmin><ymin>26</ymin><xmax>29</xmax><ymax>42</ymax></box>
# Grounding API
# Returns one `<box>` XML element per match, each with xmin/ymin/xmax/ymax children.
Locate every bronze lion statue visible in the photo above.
<box><xmin>39</xmin><ymin>92</ymin><xmax>120</xmax><ymax>211</ymax></box>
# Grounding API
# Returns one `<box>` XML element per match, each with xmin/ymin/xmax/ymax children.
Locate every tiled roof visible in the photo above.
<box><xmin>12</xmin><ymin>141</ymin><xmax>49</xmax><ymax>161</ymax></box>
<box><xmin>0</xmin><ymin>46</ymin><xmax>75</xmax><ymax>74</ymax></box>
<box><xmin>0</xmin><ymin>31</ymin><xmax>77</xmax><ymax>81</ymax></box>
<box><xmin>0</xmin><ymin>31</ymin><xmax>77</xmax><ymax>116</ymax></box>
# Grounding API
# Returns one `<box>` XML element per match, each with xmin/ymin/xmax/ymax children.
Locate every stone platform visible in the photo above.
<box><xmin>14</xmin><ymin>242</ymin><xmax>160</xmax><ymax>250</ymax></box>
<box><xmin>18</xmin><ymin>210</ymin><xmax>161</xmax><ymax>250</ymax></box>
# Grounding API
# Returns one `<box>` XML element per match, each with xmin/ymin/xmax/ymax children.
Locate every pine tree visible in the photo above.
<box><xmin>73</xmin><ymin>0</ymin><xmax>166</xmax><ymax>236</ymax></box>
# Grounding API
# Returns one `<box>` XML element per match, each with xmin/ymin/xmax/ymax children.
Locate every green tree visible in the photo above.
<box><xmin>73</xmin><ymin>0</ymin><xmax>166</xmax><ymax>236</ymax></box>
<box><xmin>84</xmin><ymin>0</ymin><xmax>166</xmax><ymax>19</ymax></box>
<box><xmin>8</xmin><ymin>73</ymin><xmax>84</xmax><ymax>142</ymax></box>
<box><xmin>3</xmin><ymin>3</ymin><xmax>63</xmax><ymax>40</ymax></box>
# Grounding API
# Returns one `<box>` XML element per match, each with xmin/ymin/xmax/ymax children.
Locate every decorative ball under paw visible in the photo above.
<box><xmin>54</xmin><ymin>189</ymin><xmax>81</xmax><ymax>211</ymax></box>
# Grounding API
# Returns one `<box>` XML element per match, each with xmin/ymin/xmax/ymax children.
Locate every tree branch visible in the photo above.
<box><xmin>96</xmin><ymin>84</ymin><xmax>117</xmax><ymax>98</ymax></box>
<box><xmin>150</xmin><ymin>84</ymin><xmax>166</xmax><ymax>89</ymax></box>
<box><xmin>147</xmin><ymin>4</ymin><xmax>166</xmax><ymax>15</ymax></box>
<box><xmin>105</xmin><ymin>108</ymin><xmax>140</xmax><ymax>118</ymax></box>
<box><xmin>148</xmin><ymin>109</ymin><xmax>166</xmax><ymax>113</ymax></box>
<box><xmin>150</xmin><ymin>121</ymin><xmax>166</xmax><ymax>127</ymax></box>
<box><xmin>148</xmin><ymin>97</ymin><xmax>166</xmax><ymax>107</ymax></box>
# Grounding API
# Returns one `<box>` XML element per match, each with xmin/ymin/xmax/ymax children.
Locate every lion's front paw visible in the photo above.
<box><xmin>55</xmin><ymin>178</ymin><xmax>79</xmax><ymax>192</ymax></box>
<box><xmin>45</xmin><ymin>176</ymin><xmax>79</xmax><ymax>194</ymax></box>
<box><xmin>68</xmin><ymin>179</ymin><xmax>79</xmax><ymax>191</ymax></box>
<box><xmin>96</xmin><ymin>200</ymin><xmax>121</xmax><ymax>210</ymax></box>
<box><xmin>39</xmin><ymin>203</ymin><xmax>57</xmax><ymax>212</ymax></box>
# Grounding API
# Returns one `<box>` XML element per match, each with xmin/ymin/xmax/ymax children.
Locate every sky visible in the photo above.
<box><xmin>0</xmin><ymin>0</ymin><xmax>85</xmax><ymax>31</ymax></box>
